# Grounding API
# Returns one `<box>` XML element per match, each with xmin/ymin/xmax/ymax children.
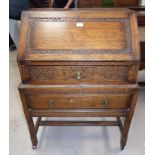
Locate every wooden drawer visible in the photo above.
<box><xmin>19</xmin><ymin>63</ymin><xmax>139</xmax><ymax>84</ymax></box>
<box><xmin>27</xmin><ymin>93</ymin><xmax>131</xmax><ymax>109</ymax></box>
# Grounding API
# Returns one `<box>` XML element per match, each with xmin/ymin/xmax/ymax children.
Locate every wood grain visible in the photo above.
<box><xmin>18</xmin><ymin>9</ymin><xmax>140</xmax><ymax>149</ymax></box>
<box><xmin>27</xmin><ymin>93</ymin><xmax>131</xmax><ymax>109</ymax></box>
<box><xmin>18</xmin><ymin>63</ymin><xmax>139</xmax><ymax>84</ymax></box>
<box><xmin>18</xmin><ymin>9</ymin><xmax>140</xmax><ymax>61</ymax></box>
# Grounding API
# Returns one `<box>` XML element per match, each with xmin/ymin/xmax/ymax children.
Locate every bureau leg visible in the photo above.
<box><xmin>120</xmin><ymin>116</ymin><xmax>131</xmax><ymax>150</ymax></box>
<box><xmin>19</xmin><ymin>91</ymin><xmax>38</xmax><ymax>148</ymax></box>
<box><xmin>120</xmin><ymin>144</ymin><xmax>124</xmax><ymax>150</ymax></box>
<box><xmin>120</xmin><ymin>91</ymin><xmax>139</xmax><ymax>150</ymax></box>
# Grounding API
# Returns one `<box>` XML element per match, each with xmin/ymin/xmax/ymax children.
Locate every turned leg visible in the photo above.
<box><xmin>19</xmin><ymin>91</ymin><xmax>38</xmax><ymax>148</ymax></box>
<box><xmin>120</xmin><ymin>91</ymin><xmax>139</xmax><ymax>150</ymax></box>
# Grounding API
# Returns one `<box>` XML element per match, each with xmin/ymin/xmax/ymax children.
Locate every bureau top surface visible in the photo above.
<box><xmin>18</xmin><ymin>9</ymin><xmax>140</xmax><ymax>62</ymax></box>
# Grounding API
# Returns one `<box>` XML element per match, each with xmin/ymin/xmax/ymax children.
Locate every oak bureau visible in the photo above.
<box><xmin>17</xmin><ymin>9</ymin><xmax>140</xmax><ymax>150</ymax></box>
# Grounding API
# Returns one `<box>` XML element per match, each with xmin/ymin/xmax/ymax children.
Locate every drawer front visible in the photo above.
<box><xmin>27</xmin><ymin>93</ymin><xmax>131</xmax><ymax>109</ymax></box>
<box><xmin>25</xmin><ymin>65</ymin><xmax>138</xmax><ymax>84</ymax></box>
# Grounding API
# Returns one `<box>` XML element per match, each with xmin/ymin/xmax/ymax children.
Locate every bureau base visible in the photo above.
<box><xmin>19</xmin><ymin>84</ymin><xmax>139</xmax><ymax>150</ymax></box>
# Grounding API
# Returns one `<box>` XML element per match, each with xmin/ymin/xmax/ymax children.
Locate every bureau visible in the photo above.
<box><xmin>17</xmin><ymin>9</ymin><xmax>140</xmax><ymax>150</ymax></box>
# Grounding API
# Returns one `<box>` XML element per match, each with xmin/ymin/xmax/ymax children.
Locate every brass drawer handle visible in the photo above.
<box><xmin>103</xmin><ymin>99</ymin><xmax>109</xmax><ymax>108</ymax></box>
<box><xmin>48</xmin><ymin>99</ymin><xmax>53</xmax><ymax>108</ymax></box>
<box><xmin>75</xmin><ymin>72</ymin><xmax>81</xmax><ymax>80</ymax></box>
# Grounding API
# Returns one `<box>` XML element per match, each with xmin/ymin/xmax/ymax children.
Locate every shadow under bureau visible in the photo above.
<box><xmin>17</xmin><ymin>9</ymin><xmax>140</xmax><ymax>150</ymax></box>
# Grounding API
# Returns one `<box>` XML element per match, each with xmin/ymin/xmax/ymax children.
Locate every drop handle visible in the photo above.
<box><xmin>103</xmin><ymin>99</ymin><xmax>109</xmax><ymax>108</ymax></box>
<box><xmin>48</xmin><ymin>99</ymin><xmax>53</xmax><ymax>108</ymax></box>
<box><xmin>75</xmin><ymin>72</ymin><xmax>81</xmax><ymax>80</ymax></box>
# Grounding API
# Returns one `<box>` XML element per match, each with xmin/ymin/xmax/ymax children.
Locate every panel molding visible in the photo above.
<box><xmin>25</xmin><ymin>17</ymin><xmax>132</xmax><ymax>55</ymax></box>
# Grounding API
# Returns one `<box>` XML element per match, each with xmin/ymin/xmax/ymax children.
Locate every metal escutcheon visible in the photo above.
<box><xmin>75</xmin><ymin>72</ymin><xmax>81</xmax><ymax>80</ymax></box>
<box><xmin>48</xmin><ymin>99</ymin><xmax>53</xmax><ymax>108</ymax></box>
<box><xmin>103</xmin><ymin>98</ymin><xmax>109</xmax><ymax>108</ymax></box>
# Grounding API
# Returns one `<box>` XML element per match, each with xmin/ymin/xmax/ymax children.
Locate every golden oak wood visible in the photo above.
<box><xmin>18</xmin><ymin>9</ymin><xmax>140</xmax><ymax>61</ymax></box>
<box><xmin>18</xmin><ymin>9</ymin><xmax>140</xmax><ymax>150</ymax></box>
<box><xmin>27</xmin><ymin>93</ymin><xmax>131</xmax><ymax>109</ymax></box>
<box><xmin>21</xmin><ymin>64</ymin><xmax>139</xmax><ymax>84</ymax></box>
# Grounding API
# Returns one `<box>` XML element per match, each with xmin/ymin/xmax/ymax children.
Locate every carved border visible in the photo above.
<box><xmin>25</xmin><ymin>17</ymin><xmax>132</xmax><ymax>55</ymax></box>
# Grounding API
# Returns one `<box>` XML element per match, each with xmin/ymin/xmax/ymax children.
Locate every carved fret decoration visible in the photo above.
<box><xmin>26</xmin><ymin>18</ymin><xmax>33</xmax><ymax>54</ymax></box>
<box><xmin>128</xmin><ymin>64</ymin><xmax>139</xmax><ymax>82</ymax></box>
<box><xmin>29</xmin><ymin>66</ymin><xmax>55</xmax><ymax>81</ymax></box>
<box><xmin>28</xmin><ymin>65</ymin><xmax>129</xmax><ymax>82</ymax></box>
<box><xmin>29</xmin><ymin>17</ymin><xmax>125</xmax><ymax>22</ymax></box>
<box><xmin>25</xmin><ymin>17</ymin><xmax>132</xmax><ymax>55</ymax></box>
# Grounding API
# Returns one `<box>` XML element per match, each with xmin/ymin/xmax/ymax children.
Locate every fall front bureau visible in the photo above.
<box><xmin>17</xmin><ymin>9</ymin><xmax>140</xmax><ymax>150</ymax></box>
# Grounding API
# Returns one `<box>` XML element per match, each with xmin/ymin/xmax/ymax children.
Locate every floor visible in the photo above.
<box><xmin>9</xmin><ymin>51</ymin><xmax>145</xmax><ymax>155</ymax></box>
